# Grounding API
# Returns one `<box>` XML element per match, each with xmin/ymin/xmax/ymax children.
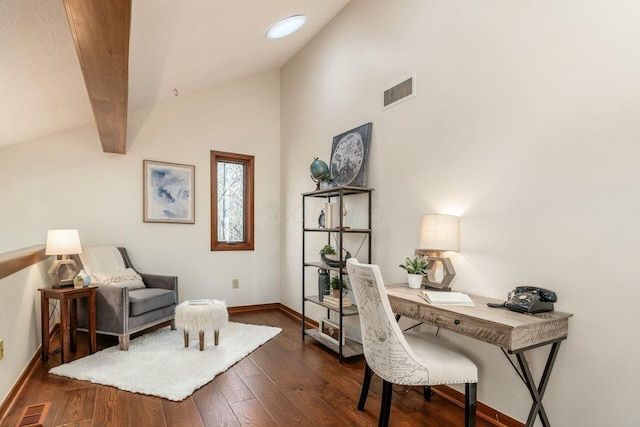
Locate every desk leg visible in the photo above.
<box><xmin>40</xmin><ymin>293</ymin><xmax>49</xmax><ymax>362</ymax></box>
<box><xmin>89</xmin><ymin>290</ymin><xmax>97</xmax><ymax>354</ymax></box>
<box><xmin>70</xmin><ymin>299</ymin><xmax>78</xmax><ymax>352</ymax></box>
<box><xmin>60</xmin><ymin>295</ymin><xmax>69</xmax><ymax>364</ymax></box>
<box><xmin>515</xmin><ymin>341</ymin><xmax>561</xmax><ymax>427</ymax></box>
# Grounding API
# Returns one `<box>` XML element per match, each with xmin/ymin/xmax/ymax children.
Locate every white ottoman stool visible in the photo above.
<box><xmin>175</xmin><ymin>299</ymin><xmax>228</xmax><ymax>351</ymax></box>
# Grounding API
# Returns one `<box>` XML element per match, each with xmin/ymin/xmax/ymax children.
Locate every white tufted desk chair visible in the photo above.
<box><xmin>346</xmin><ymin>259</ymin><xmax>478</xmax><ymax>427</ymax></box>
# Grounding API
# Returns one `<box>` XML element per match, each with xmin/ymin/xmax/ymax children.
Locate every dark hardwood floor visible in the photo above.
<box><xmin>1</xmin><ymin>309</ymin><xmax>497</xmax><ymax>427</ymax></box>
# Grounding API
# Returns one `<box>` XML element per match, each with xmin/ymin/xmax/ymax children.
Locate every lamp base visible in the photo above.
<box><xmin>415</xmin><ymin>249</ymin><xmax>456</xmax><ymax>291</ymax></box>
<box><xmin>47</xmin><ymin>258</ymin><xmax>79</xmax><ymax>287</ymax></box>
<box><xmin>52</xmin><ymin>281</ymin><xmax>75</xmax><ymax>289</ymax></box>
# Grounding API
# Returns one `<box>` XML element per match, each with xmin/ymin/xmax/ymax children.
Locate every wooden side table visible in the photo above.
<box><xmin>39</xmin><ymin>286</ymin><xmax>98</xmax><ymax>364</ymax></box>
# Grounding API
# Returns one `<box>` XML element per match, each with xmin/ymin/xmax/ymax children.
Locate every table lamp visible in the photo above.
<box><xmin>46</xmin><ymin>229</ymin><xmax>82</xmax><ymax>287</ymax></box>
<box><xmin>416</xmin><ymin>214</ymin><xmax>459</xmax><ymax>291</ymax></box>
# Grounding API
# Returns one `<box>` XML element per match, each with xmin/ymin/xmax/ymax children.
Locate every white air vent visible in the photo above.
<box><xmin>383</xmin><ymin>74</ymin><xmax>416</xmax><ymax>109</ymax></box>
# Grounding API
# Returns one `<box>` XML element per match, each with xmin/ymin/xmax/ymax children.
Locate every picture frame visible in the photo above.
<box><xmin>319</xmin><ymin>317</ymin><xmax>345</xmax><ymax>345</ymax></box>
<box><xmin>143</xmin><ymin>160</ymin><xmax>195</xmax><ymax>224</ymax></box>
<box><xmin>330</xmin><ymin>122</ymin><xmax>372</xmax><ymax>187</ymax></box>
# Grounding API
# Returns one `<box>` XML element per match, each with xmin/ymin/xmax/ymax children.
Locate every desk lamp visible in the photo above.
<box><xmin>46</xmin><ymin>229</ymin><xmax>82</xmax><ymax>288</ymax></box>
<box><xmin>416</xmin><ymin>214</ymin><xmax>459</xmax><ymax>291</ymax></box>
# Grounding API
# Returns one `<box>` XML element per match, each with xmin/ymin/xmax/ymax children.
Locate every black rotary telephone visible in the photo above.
<box><xmin>488</xmin><ymin>286</ymin><xmax>558</xmax><ymax>314</ymax></box>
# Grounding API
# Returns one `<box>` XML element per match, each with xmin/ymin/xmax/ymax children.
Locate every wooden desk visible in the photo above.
<box><xmin>39</xmin><ymin>286</ymin><xmax>97</xmax><ymax>364</ymax></box>
<box><xmin>385</xmin><ymin>284</ymin><xmax>573</xmax><ymax>427</ymax></box>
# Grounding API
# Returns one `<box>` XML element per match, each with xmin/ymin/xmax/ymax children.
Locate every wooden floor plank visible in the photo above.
<box><xmin>287</xmin><ymin>385</ymin><xmax>355</xmax><ymax>426</ymax></box>
<box><xmin>52</xmin><ymin>386</ymin><xmax>96</xmax><ymax>426</ymax></box>
<box><xmin>89</xmin><ymin>386</ymin><xmax>124</xmax><ymax>427</ymax></box>
<box><xmin>244</xmin><ymin>330</ymin><xmax>353</xmax><ymax>425</ymax></box>
<box><xmin>229</xmin><ymin>398</ymin><xmax>277</xmax><ymax>427</ymax></box>
<box><xmin>57</xmin><ymin>421</ymin><xmax>92</xmax><ymax>427</ymax></box>
<box><xmin>241</xmin><ymin>375</ymin><xmax>313</xmax><ymax>426</ymax></box>
<box><xmin>232</xmin><ymin>356</ymin><xmax>263</xmax><ymax>380</ymax></box>
<box><xmin>193</xmin><ymin>382</ymin><xmax>240</xmax><ymax>427</ymax></box>
<box><xmin>248</xmin><ymin>335</ymin><xmax>328</xmax><ymax>391</ymax></box>
<box><xmin>126</xmin><ymin>392</ymin><xmax>168</xmax><ymax>427</ymax></box>
<box><xmin>315</xmin><ymin>381</ymin><xmax>379</xmax><ymax>426</ymax></box>
<box><xmin>162</xmin><ymin>398</ymin><xmax>204</xmax><ymax>427</ymax></box>
<box><xmin>216</xmin><ymin>369</ymin><xmax>255</xmax><ymax>405</ymax></box>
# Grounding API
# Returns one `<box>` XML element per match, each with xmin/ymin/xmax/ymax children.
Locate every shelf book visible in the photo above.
<box><xmin>420</xmin><ymin>291</ymin><xmax>475</xmax><ymax>306</ymax></box>
<box><xmin>323</xmin><ymin>296</ymin><xmax>352</xmax><ymax>308</ymax></box>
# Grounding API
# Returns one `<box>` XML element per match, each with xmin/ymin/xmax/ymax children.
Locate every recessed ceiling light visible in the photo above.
<box><xmin>267</xmin><ymin>15</ymin><xmax>306</xmax><ymax>39</ymax></box>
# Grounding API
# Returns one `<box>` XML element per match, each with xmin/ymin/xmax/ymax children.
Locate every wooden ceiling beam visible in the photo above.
<box><xmin>63</xmin><ymin>0</ymin><xmax>131</xmax><ymax>154</ymax></box>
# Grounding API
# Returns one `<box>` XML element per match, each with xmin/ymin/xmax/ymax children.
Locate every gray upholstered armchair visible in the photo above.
<box><xmin>73</xmin><ymin>246</ymin><xmax>178</xmax><ymax>350</ymax></box>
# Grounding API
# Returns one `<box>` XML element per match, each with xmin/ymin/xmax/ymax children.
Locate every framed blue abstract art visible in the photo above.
<box><xmin>143</xmin><ymin>160</ymin><xmax>195</xmax><ymax>224</ymax></box>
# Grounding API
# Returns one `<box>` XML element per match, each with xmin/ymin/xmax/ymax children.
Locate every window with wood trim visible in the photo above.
<box><xmin>211</xmin><ymin>151</ymin><xmax>255</xmax><ymax>251</ymax></box>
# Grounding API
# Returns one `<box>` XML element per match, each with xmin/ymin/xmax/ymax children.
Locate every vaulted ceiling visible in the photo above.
<box><xmin>0</xmin><ymin>0</ymin><xmax>350</xmax><ymax>152</ymax></box>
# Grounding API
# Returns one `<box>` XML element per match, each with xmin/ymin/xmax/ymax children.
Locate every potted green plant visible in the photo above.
<box><xmin>329</xmin><ymin>275</ymin><xmax>349</xmax><ymax>298</ymax></box>
<box><xmin>399</xmin><ymin>256</ymin><xmax>428</xmax><ymax>289</ymax></box>
<box><xmin>320</xmin><ymin>244</ymin><xmax>341</xmax><ymax>267</ymax></box>
<box><xmin>319</xmin><ymin>244</ymin><xmax>336</xmax><ymax>256</ymax></box>
<box><xmin>319</xmin><ymin>244</ymin><xmax>353</xmax><ymax>267</ymax></box>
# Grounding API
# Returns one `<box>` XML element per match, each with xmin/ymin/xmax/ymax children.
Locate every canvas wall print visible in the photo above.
<box><xmin>330</xmin><ymin>122</ymin><xmax>372</xmax><ymax>187</ymax></box>
<box><xmin>144</xmin><ymin>160</ymin><xmax>195</xmax><ymax>223</ymax></box>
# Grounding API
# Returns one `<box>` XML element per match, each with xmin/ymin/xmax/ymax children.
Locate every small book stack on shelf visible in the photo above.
<box><xmin>420</xmin><ymin>291</ymin><xmax>475</xmax><ymax>306</ymax></box>
<box><xmin>323</xmin><ymin>296</ymin><xmax>352</xmax><ymax>308</ymax></box>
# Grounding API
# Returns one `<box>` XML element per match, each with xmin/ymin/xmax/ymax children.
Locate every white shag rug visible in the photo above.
<box><xmin>49</xmin><ymin>322</ymin><xmax>281</xmax><ymax>401</ymax></box>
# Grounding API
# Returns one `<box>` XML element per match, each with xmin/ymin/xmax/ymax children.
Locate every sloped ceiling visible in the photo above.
<box><xmin>0</xmin><ymin>0</ymin><xmax>350</xmax><ymax>150</ymax></box>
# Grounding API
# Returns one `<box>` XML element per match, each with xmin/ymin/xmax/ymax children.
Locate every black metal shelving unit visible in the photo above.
<box><xmin>301</xmin><ymin>185</ymin><xmax>373</xmax><ymax>362</ymax></box>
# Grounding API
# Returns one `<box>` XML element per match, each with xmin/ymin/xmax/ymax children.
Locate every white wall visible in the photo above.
<box><xmin>280</xmin><ymin>1</ymin><xmax>640</xmax><ymax>426</ymax></box>
<box><xmin>0</xmin><ymin>261</ymin><xmax>49</xmax><ymax>404</ymax></box>
<box><xmin>0</xmin><ymin>71</ymin><xmax>281</xmax><ymax>403</ymax></box>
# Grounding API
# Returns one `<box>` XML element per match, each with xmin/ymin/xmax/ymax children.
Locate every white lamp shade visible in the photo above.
<box><xmin>45</xmin><ymin>229</ymin><xmax>82</xmax><ymax>255</ymax></box>
<box><xmin>418</xmin><ymin>214</ymin><xmax>459</xmax><ymax>252</ymax></box>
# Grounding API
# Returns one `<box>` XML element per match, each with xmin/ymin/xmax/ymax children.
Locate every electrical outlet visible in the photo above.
<box><xmin>0</xmin><ymin>339</ymin><xmax>4</xmax><ymax>361</ymax></box>
<box><xmin>232</xmin><ymin>279</ymin><xmax>239</xmax><ymax>289</ymax></box>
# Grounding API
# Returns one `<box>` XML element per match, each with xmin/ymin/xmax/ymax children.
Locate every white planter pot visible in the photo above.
<box><xmin>407</xmin><ymin>274</ymin><xmax>423</xmax><ymax>289</ymax></box>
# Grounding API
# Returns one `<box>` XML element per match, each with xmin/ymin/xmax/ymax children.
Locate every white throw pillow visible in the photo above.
<box><xmin>91</xmin><ymin>268</ymin><xmax>145</xmax><ymax>289</ymax></box>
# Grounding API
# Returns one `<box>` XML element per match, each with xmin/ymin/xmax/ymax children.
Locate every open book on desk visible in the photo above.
<box><xmin>420</xmin><ymin>291</ymin><xmax>475</xmax><ymax>306</ymax></box>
